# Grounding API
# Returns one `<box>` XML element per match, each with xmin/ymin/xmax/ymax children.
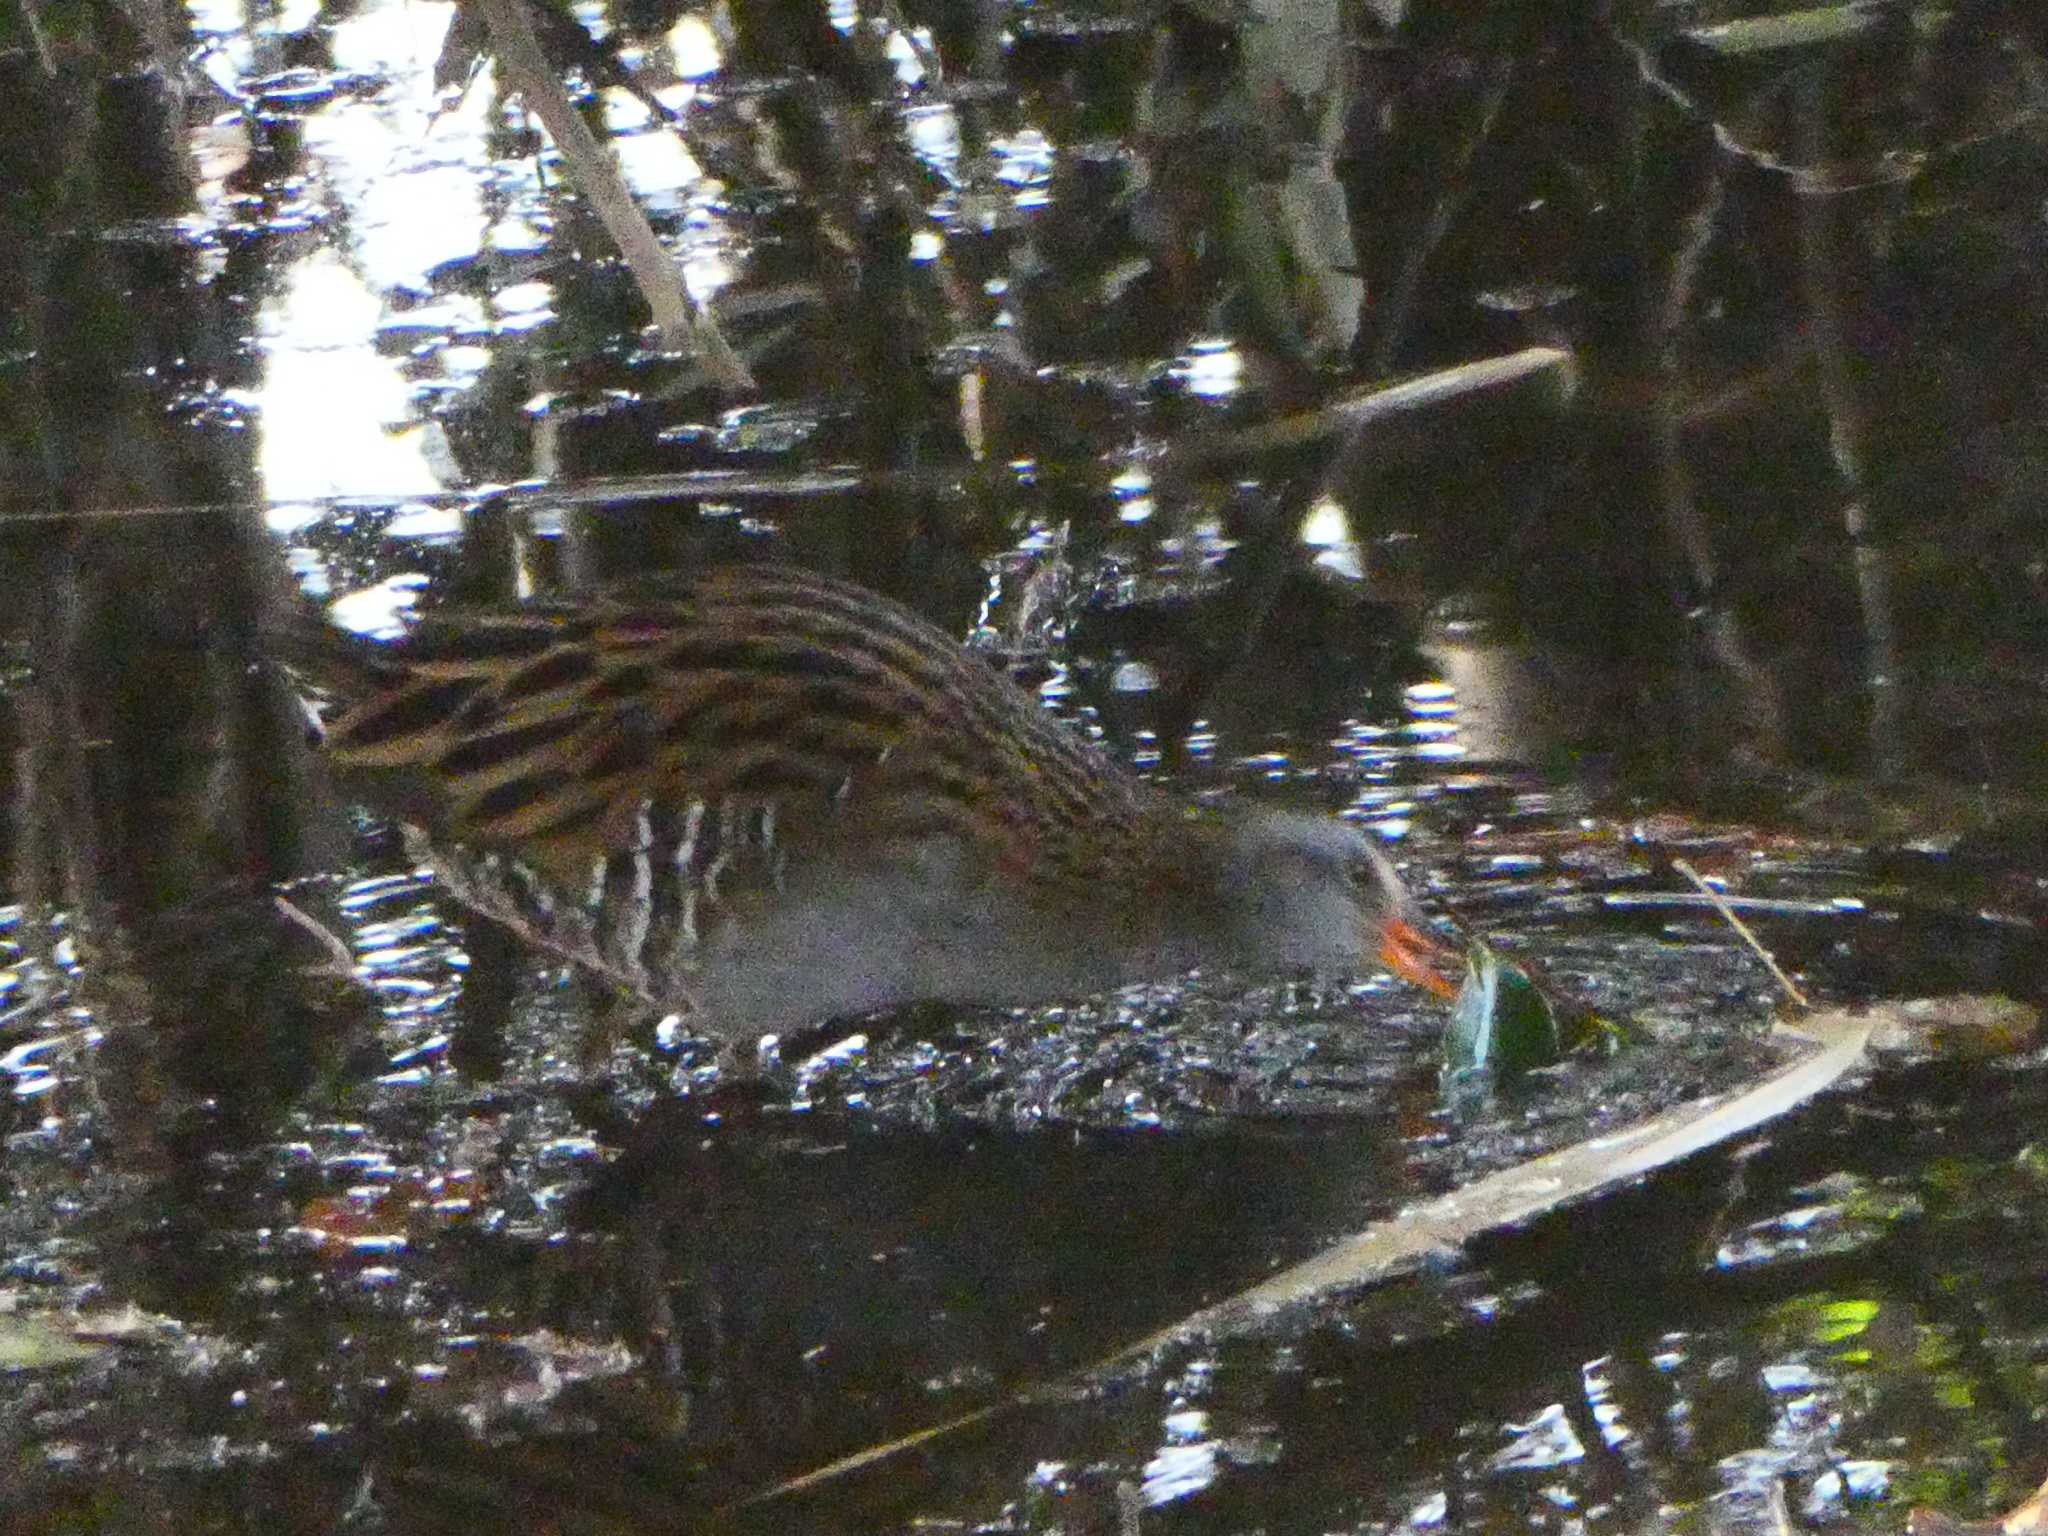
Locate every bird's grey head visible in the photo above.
<box><xmin>1207</xmin><ymin>807</ymin><xmax>1412</xmax><ymax>976</ymax></box>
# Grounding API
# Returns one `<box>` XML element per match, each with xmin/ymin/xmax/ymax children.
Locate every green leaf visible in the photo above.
<box><xmin>1440</xmin><ymin>940</ymin><xmax>1562</xmax><ymax>1087</ymax></box>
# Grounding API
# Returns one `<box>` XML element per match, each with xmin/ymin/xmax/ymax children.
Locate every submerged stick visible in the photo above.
<box><xmin>1155</xmin><ymin>346</ymin><xmax>1573</xmax><ymax>477</ymax></box>
<box><xmin>734</xmin><ymin>1003</ymin><xmax>1889</xmax><ymax>1512</ymax></box>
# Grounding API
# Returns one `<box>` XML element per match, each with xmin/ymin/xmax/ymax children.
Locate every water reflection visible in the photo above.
<box><xmin>9</xmin><ymin>480</ymin><xmax>2046</xmax><ymax>1530</ymax></box>
<box><xmin>0</xmin><ymin>0</ymin><xmax>2043</xmax><ymax>1524</ymax></box>
<box><xmin>16</xmin><ymin>480</ymin><xmax>2042</xmax><ymax>1522</ymax></box>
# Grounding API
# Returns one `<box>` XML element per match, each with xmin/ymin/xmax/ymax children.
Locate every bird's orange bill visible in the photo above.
<box><xmin>1378</xmin><ymin>915</ymin><xmax>1462</xmax><ymax>1000</ymax></box>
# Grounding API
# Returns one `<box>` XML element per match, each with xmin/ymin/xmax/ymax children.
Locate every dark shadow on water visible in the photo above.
<box><xmin>568</xmin><ymin>1105</ymin><xmax>1414</xmax><ymax>1473</ymax></box>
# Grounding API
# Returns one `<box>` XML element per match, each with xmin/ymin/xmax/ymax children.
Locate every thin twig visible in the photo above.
<box><xmin>6</xmin><ymin>349</ymin><xmax>1561</xmax><ymax>531</ymax></box>
<box><xmin>0</xmin><ymin>467</ymin><xmax>899</xmax><ymax>526</ymax></box>
<box><xmin>1679</xmin><ymin>350</ymin><xmax>1808</xmax><ymax>428</ymax></box>
<box><xmin>1671</xmin><ymin>858</ymin><xmax>1810</xmax><ymax>1008</ymax></box>
<box><xmin>1156</xmin><ymin>347</ymin><xmax>1572</xmax><ymax>479</ymax></box>
<box><xmin>1616</xmin><ymin>33</ymin><xmax>1918</xmax><ymax>192</ymax></box>
<box><xmin>273</xmin><ymin>893</ymin><xmax>357</xmax><ymax>978</ymax></box>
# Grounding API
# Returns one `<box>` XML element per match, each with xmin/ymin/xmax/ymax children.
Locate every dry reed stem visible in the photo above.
<box><xmin>1671</xmin><ymin>857</ymin><xmax>1811</xmax><ymax>1008</ymax></box>
<box><xmin>474</xmin><ymin>0</ymin><xmax>755</xmax><ymax>393</ymax></box>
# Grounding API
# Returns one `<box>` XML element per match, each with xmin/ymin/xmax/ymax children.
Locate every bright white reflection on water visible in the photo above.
<box><xmin>1300</xmin><ymin>497</ymin><xmax>1351</xmax><ymax>548</ymax></box>
<box><xmin>667</xmin><ymin>14</ymin><xmax>721</xmax><ymax>77</ymax></box>
<box><xmin>1110</xmin><ymin>465</ymin><xmax>1155</xmax><ymax>523</ymax></box>
<box><xmin>886</xmin><ymin>27</ymin><xmax>931</xmax><ymax>87</ymax></box>
<box><xmin>307</xmin><ymin>53</ymin><xmax>492</xmax><ymax>294</ymax></box>
<box><xmin>209</xmin><ymin>0</ymin><xmax>750</xmax><ymax>517</ymax></box>
<box><xmin>992</xmin><ymin>129</ymin><xmax>1055</xmax><ymax>189</ymax></box>
<box><xmin>342</xmin><ymin>867</ymin><xmax>465</xmax><ymax>1029</ymax></box>
<box><xmin>906</xmin><ymin>104</ymin><xmax>962</xmax><ymax>180</ymax></box>
<box><xmin>1489</xmin><ymin>1403</ymin><xmax>1587</xmax><ymax>1470</ymax></box>
<box><xmin>254</xmin><ymin>250</ymin><xmax>447</xmax><ymax>504</ymax></box>
<box><xmin>328</xmin><ymin>573</ymin><xmax>429</xmax><ymax>639</ymax></box>
<box><xmin>1175</xmin><ymin>338</ymin><xmax>1243</xmax><ymax>398</ymax></box>
<box><xmin>326</xmin><ymin>0</ymin><xmax>457</xmax><ymax>96</ymax></box>
<box><xmin>1141</xmin><ymin>1439</ymin><xmax>1219</xmax><ymax>1505</ymax></box>
<box><xmin>1300</xmin><ymin>495</ymin><xmax>1366</xmax><ymax>578</ymax></box>
<box><xmin>603</xmin><ymin>89</ymin><xmax>703</xmax><ymax>208</ymax></box>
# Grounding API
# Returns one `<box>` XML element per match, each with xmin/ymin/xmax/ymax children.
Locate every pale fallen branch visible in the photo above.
<box><xmin>737</xmin><ymin>1000</ymin><xmax>2003</xmax><ymax>1512</ymax></box>
<box><xmin>1077</xmin><ymin>1008</ymin><xmax>1877</xmax><ymax>1360</ymax></box>
<box><xmin>1684</xmin><ymin>6</ymin><xmax>1949</xmax><ymax>58</ymax></box>
<box><xmin>1153</xmin><ymin>346</ymin><xmax>1575</xmax><ymax>477</ymax></box>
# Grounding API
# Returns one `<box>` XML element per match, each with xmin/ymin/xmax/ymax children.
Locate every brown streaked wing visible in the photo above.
<box><xmin>320</xmin><ymin>564</ymin><xmax>1143</xmax><ymax>882</ymax></box>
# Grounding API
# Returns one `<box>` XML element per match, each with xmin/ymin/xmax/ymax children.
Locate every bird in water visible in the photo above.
<box><xmin>278</xmin><ymin>562</ymin><xmax>1456</xmax><ymax>1044</ymax></box>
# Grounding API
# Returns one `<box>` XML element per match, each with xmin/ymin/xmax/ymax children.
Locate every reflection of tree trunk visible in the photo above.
<box><xmin>1798</xmin><ymin>76</ymin><xmax>1905</xmax><ymax>782</ymax></box>
<box><xmin>0</xmin><ymin>54</ymin><xmax>367</xmax><ymax>1175</ymax></box>
<box><xmin>1367</xmin><ymin>57</ymin><xmax>1513</xmax><ymax>377</ymax></box>
<box><xmin>1652</xmin><ymin>167</ymin><xmax>1789</xmax><ymax>762</ymax></box>
<box><xmin>12</xmin><ymin>537</ymin><xmax>366</xmax><ymax>1163</ymax></box>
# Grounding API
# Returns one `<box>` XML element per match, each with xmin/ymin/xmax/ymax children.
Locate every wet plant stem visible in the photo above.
<box><xmin>272</xmin><ymin>894</ymin><xmax>356</xmax><ymax>978</ymax></box>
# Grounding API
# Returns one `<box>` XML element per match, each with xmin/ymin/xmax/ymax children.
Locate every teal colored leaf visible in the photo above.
<box><xmin>1441</xmin><ymin>940</ymin><xmax>1562</xmax><ymax>1087</ymax></box>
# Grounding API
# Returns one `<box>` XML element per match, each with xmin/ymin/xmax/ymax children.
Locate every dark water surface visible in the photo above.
<box><xmin>4</xmin><ymin>0</ymin><xmax>2048</xmax><ymax>1531</ymax></box>
<box><xmin>8</xmin><ymin>756</ymin><xmax>2048</xmax><ymax>1535</ymax></box>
